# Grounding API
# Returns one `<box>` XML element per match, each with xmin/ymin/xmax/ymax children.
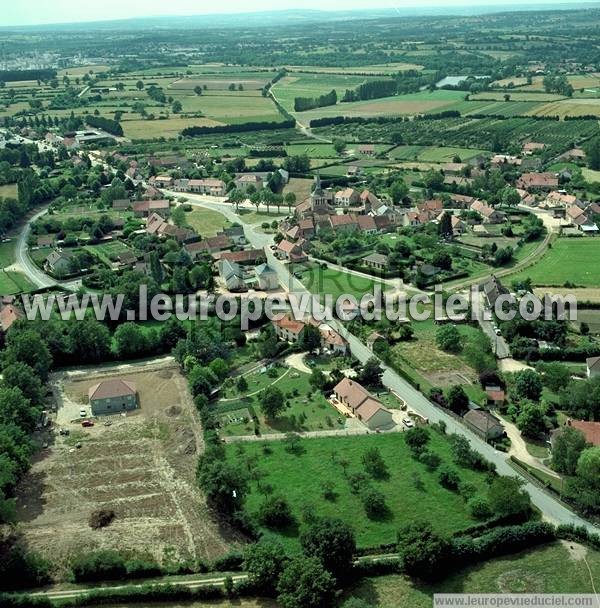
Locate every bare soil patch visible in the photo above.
<box><xmin>15</xmin><ymin>362</ymin><xmax>239</xmax><ymax>578</ymax></box>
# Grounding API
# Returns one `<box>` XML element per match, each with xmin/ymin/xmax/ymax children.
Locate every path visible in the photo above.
<box><xmin>501</xmin><ymin>415</ymin><xmax>559</xmax><ymax>478</ymax></box>
<box><xmin>219</xmin><ymin>366</ymin><xmax>291</xmax><ymax>402</ymax></box>
<box><xmin>285</xmin><ymin>352</ymin><xmax>311</xmax><ymax>374</ymax></box>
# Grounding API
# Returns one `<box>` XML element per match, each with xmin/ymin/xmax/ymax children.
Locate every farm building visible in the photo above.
<box><xmin>333</xmin><ymin>377</ymin><xmax>394</xmax><ymax>430</ymax></box>
<box><xmin>88</xmin><ymin>379</ymin><xmax>138</xmax><ymax>416</ymax></box>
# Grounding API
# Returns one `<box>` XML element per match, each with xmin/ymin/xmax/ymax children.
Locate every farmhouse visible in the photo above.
<box><xmin>45</xmin><ymin>250</ymin><xmax>74</xmax><ymax>277</ymax></box>
<box><xmin>463</xmin><ymin>409</ymin><xmax>505</xmax><ymax>441</ymax></box>
<box><xmin>218</xmin><ymin>259</ymin><xmax>246</xmax><ymax>292</ymax></box>
<box><xmin>255</xmin><ymin>263</ymin><xmax>279</xmax><ymax>291</ymax></box>
<box><xmin>357</xmin><ymin>215</ymin><xmax>378</xmax><ymax>234</ymax></box>
<box><xmin>516</xmin><ymin>172</ymin><xmax>559</xmax><ymax>192</ymax></box>
<box><xmin>272</xmin><ymin>316</ymin><xmax>306</xmax><ymax>343</ymax></box>
<box><xmin>334</xmin><ymin>188</ymin><xmax>360</xmax><ymax>207</ymax></box>
<box><xmin>133</xmin><ymin>199</ymin><xmax>170</xmax><ymax>218</ymax></box>
<box><xmin>333</xmin><ymin>378</ymin><xmax>394</xmax><ymax>430</ymax></box>
<box><xmin>522</xmin><ymin>142</ymin><xmax>546</xmax><ymax>155</ymax></box>
<box><xmin>329</xmin><ymin>214</ymin><xmax>359</xmax><ymax>233</ymax></box>
<box><xmin>470</xmin><ymin>200</ymin><xmax>506</xmax><ymax>224</ymax></box>
<box><xmin>234</xmin><ymin>173</ymin><xmax>264</xmax><ymax>192</ymax></box>
<box><xmin>563</xmin><ymin>419</ymin><xmax>600</xmax><ymax>446</ymax></box>
<box><xmin>218</xmin><ymin>249</ymin><xmax>265</xmax><ymax>265</ymax></box>
<box><xmin>88</xmin><ymin>379</ymin><xmax>138</xmax><ymax>416</ymax></box>
<box><xmin>319</xmin><ymin>324</ymin><xmax>349</xmax><ymax>355</ymax></box>
<box><xmin>481</xmin><ymin>275</ymin><xmax>509</xmax><ymax>308</ymax></box>
<box><xmin>277</xmin><ymin>239</ymin><xmax>308</xmax><ymax>262</ymax></box>
<box><xmin>153</xmin><ymin>175</ymin><xmax>174</xmax><ymax>188</ymax></box>
<box><xmin>485</xmin><ymin>386</ymin><xmax>506</xmax><ymax>408</ymax></box>
<box><xmin>362</xmin><ymin>253</ymin><xmax>389</xmax><ymax>271</ymax></box>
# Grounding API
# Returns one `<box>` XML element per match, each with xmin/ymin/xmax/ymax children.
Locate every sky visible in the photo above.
<box><xmin>3</xmin><ymin>0</ymin><xmax>598</xmax><ymax>26</ymax></box>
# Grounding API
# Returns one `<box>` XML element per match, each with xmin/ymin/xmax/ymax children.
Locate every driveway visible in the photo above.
<box><xmin>285</xmin><ymin>352</ymin><xmax>312</xmax><ymax>374</ymax></box>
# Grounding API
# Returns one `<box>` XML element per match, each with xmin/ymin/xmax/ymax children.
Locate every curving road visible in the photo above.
<box><xmin>15</xmin><ymin>207</ymin><xmax>57</xmax><ymax>289</ymax></box>
<box><xmin>177</xmin><ymin>192</ymin><xmax>599</xmax><ymax>536</ymax></box>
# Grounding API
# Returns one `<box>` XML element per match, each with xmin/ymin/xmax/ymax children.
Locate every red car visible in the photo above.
<box><xmin>81</xmin><ymin>420</ymin><xmax>94</xmax><ymax>428</ymax></box>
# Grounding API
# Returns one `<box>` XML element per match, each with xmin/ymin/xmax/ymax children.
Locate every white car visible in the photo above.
<box><xmin>79</xmin><ymin>408</ymin><xmax>87</xmax><ymax>418</ymax></box>
<box><xmin>494</xmin><ymin>328</ymin><xmax>502</xmax><ymax>336</ymax></box>
<box><xmin>402</xmin><ymin>418</ymin><xmax>415</xmax><ymax>428</ymax></box>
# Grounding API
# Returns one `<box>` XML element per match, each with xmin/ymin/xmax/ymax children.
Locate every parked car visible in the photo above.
<box><xmin>402</xmin><ymin>417</ymin><xmax>414</xmax><ymax>428</ymax></box>
<box><xmin>495</xmin><ymin>328</ymin><xmax>502</xmax><ymax>336</ymax></box>
<box><xmin>81</xmin><ymin>420</ymin><xmax>94</xmax><ymax>428</ymax></box>
<box><xmin>79</xmin><ymin>408</ymin><xmax>87</xmax><ymax>417</ymax></box>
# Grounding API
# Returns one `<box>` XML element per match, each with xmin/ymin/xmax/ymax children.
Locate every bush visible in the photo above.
<box><xmin>89</xmin><ymin>509</ymin><xmax>115</xmax><ymax>529</ymax></box>
<box><xmin>257</xmin><ymin>495</ymin><xmax>294</xmax><ymax>529</ymax></box>
<box><xmin>468</xmin><ymin>496</ymin><xmax>493</xmax><ymax>520</ymax></box>
<box><xmin>438</xmin><ymin>466</ymin><xmax>461</xmax><ymax>491</ymax></box>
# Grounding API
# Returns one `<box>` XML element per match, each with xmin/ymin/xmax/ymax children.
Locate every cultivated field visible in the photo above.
<box><xmin>15</xmin><ymin>361</ymin><xmax>237</xmax><ymax>577</ymax></box>
<box><xmin>531</xmin><ymin>98</ymin><xmax>600</xmax><ymax>118</ymax></box>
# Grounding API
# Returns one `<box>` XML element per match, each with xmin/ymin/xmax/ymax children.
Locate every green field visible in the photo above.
<box><xmin>84</xmin><ymin>241</ymin><xmax>133</xmax><ymax>265</ymax></box>
<box><xmin>0</xmin><ymin>270</ymin><xmax>36</xmax><ymax>294</ymax></box>
<box><xmin>297</xmin><ymin>264</ymin><xmax>389</xmax><ymax>300</ymax></box>
<box><xmin>215</xmin><ymin>366</ymin><xmax>345</xmax><ymax>436</ymax></box>
<box><xmin>285</xmin><ymin>90</ymin><xmax>466</xmax><ymax>122</ymax></box>
<box><xmin>344</xmin><ymin>543</ymin><xmax>600</xmax><ymax>607</ymax></box>
<box><xmin>0</xmin><ymin>240</ymin><xmax>16</xmax><ymax>267</ymax></box>
<box><xmin>509</xmin><ymin>238</ymin><xmax>600</xmax><ymax>287</ymax></box>
<box><xmin>226</xmin><ymin>430</ymin><xmax>495</xmax><ymax>550</ymax></box>
<box><xmin>390</xmin><ymin>145</ymin><xmax>486</xmax><ymax>163</ymax></box>
<box><xmin>185</xmin><ymin>207</ymin><xmax>231</xmax><ymax>237</ymax></box>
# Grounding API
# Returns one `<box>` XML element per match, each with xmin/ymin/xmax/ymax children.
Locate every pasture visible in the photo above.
<box><xmin>531</xmin><ymin>98</ymin><xmax>600</xmax><ymax>118</ymax></box>
<box><xmin>225</xmin><ymin>430</ymin><xmax>495</xmax><ymax>550</ymax></box>
<box><xmin>344</xmin><ymin>543</ymin><xmax>600</xmax><ymax>607</ymax></box>
<box><xmin>509</xmin><ymin>238</ymin><xmax>600</xmax><ymax>287</ymax></box>
<box><xmin>0</xmin><ymin>270</ymin><xmax>35</xmax><ymax>294</ymax></box>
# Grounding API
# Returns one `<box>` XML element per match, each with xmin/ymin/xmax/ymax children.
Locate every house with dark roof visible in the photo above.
<box><xmin>88</xmin><ymin>379</ymin><xmax>138</xmax><ymax>416</ymax></box>
<box><xmin>463</xmin><ymin>409</ymin><xmax>505</xmax><ymax>440</ymax></box>
<box><xmin>362</xmin><ymin>253</ymin><xmax>389</xmax><ymax>271</ymax></box>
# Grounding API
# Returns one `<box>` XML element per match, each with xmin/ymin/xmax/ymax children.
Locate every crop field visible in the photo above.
<box><xmin>285</xmin><ymin>63</ymin><xmax>424</xmax><ymax>74</ymax></box>
<box><xmin>225</xmin><ymin>431</ymin><xmax>496</xmax><ymax>551</ymax></box>
<box><xmin>471</xmin><ymin>91</ymin><xmax>565</xmax><ymax>102</ymax></box>
<box><xmin>530</xmin><ymin>98</ymin><xmax>600</xmax><ymax>118</ymax></box>
<box><xmin>15</xmin><ymin>363</ymin><xmax>236</xmax><ymax>575</ymax></box>
<box><xmin>344</xmin><ymin>543</ymin><xmax>600</xmax><ymax>607</ymax></box>
<box><xmin>521</xmin><ymin>73</ymin><xmax>600</xmax><ymax>92</ymax></box>
<box><xmin>273</xmin><ymin>73</ymin><xmax>380</xmax><ymax>113</ymax></box>
<box><xmin>0</xmin><ymin>240</ymin><xmax>16</xmax><ymax>267</ymax></box>
<box><xmin>509</xmin><ymin>238</ymin><xmax>600</xmax><ymax>287</ymax></box>
<box><xmin>288</xmin><ymin>90</ymin><xmax>466</xmax><ymax>121</ymax></box>
<box><xmin>121</xmin><ymin>117</ymin><xmax>223</xmax><ymax>139</ymax></box>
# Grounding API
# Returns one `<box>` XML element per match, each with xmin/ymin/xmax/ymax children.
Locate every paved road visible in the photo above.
<box><xmin>15</xmin><ymin>207</ymin><xmax>57</xmax><ymax>289</ymax></box>
<box><xmin>180</xmin><ymin>194</ymin><xmax>599</xmax><ymax>535</ymax></box>
<box><xmin>472</xmin><ymin>290</ymin><xmax>511</xmax><ymax>359</ymax></box>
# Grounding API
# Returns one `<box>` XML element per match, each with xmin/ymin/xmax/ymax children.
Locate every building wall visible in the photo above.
<box><xmin>363</xmin><ymin>409</ymin><xmax>394</xmax><ymax>430</ymax></box>
<box><xmin>91</xmin><ymin>393</ymin><xmax>137</xmax><ymax>416</ymax></box>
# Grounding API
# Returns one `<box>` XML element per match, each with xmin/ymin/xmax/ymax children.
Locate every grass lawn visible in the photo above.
<box><xmin>226</xmin><ymin>430</ymin><xmax>495</xmax><ymax>551</ymax></box>
<box><xmin>297</xmin><ymin>263</ymin><xmax>389</xmax><ymax>300</ymax></box>
<box><xmin>0</xmin><ymin>183</ymin><xmax>18</xmax><ymax>199</ymax></box>
<box><xmin>215</xmin><ymin>366</ymin><xmax>344</xmax><ymax>437</ymax></box>
<box><xmin>84</xmin><ymin>241</ymin><xmax>132</xmax><ymax>265</ymax></box>
<box><xmin>185</xmin><ymin>207</ymin><xmax>231</xmax><ymax>237</ymax></box>
<box><xmin>344</xmin><ymin>543</ymin><xmax>600</xmax><ymax>606</ymax></box>
<box><xmin>121</xmin><ymin>117</ymin><xmax>223</xmax><ymax>140</ymax></box>
<box><xmin>0</xmin><ymin>240</ymin><xmax>16</xmax><ymax>267</ymax></box>
<box><xmin>0</xmin><ymin>270</ymin><xmax>36</xmax><ymax>294</ymax></box>
<box><xmin>282</xmin><ymin>177</ymin><xmax>313</xmax><ymax>204</ymax></box>
<box><xmin>509</xmin><ymin>238</ymin><xmax>600</xmax><ymax>287</ymax></box>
